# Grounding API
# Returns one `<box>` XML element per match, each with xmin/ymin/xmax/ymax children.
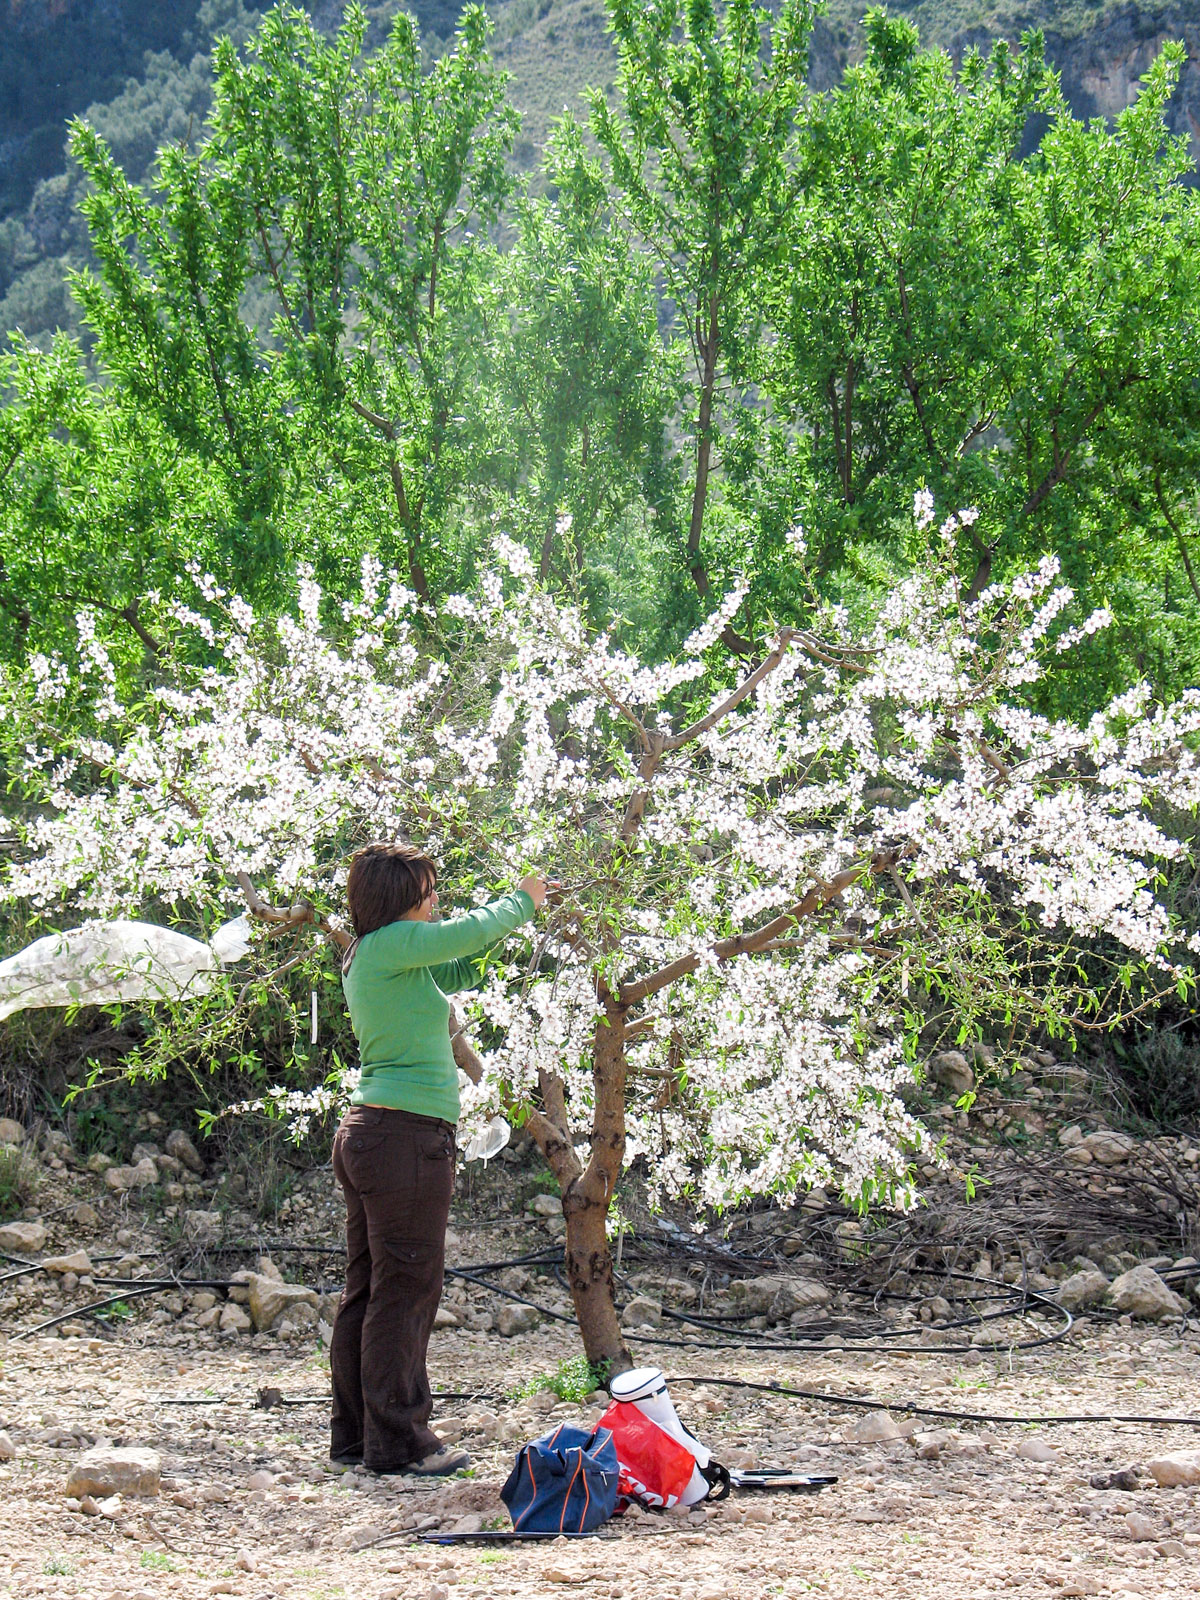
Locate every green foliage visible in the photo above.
<box><xmin>494</xmin><ymin>113</ymin><xmax>677</xmax><ymax>604</ymax></box>
<box><xmin>769</xmin><ymin>15</ymin><xmax>1200</xmax><ymax>709</ymax></box>
<box><xmin>1113</xmin><ymin>1015</ymin><xmax>1200</xmax><ymax>1126</ymax></box>
<box><xmin>510</xmin><ymin>1352</ymin><xmax>610</xmax><ymax>1401</ymax></box>
<box><xmin>0</xmin><ymin>1144</ymin><xmax>37</xmax><ymax>1222</ymax></box>
<box><xmin>589</xmin><ymin>0</ymin><xmax>819</xmax><ymax>635</ymax></box>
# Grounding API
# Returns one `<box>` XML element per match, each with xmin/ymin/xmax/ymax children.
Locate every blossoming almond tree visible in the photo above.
<box><xmin>3</xmin><ymin>501</ymin><xmax>1199</xmax><ymax>1367</ymax></box>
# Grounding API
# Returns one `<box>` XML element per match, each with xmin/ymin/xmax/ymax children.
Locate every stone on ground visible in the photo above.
<box><xmin>104</xmin><ymin>1157</ymin><xmax>158</xmax><ymax>1191</ymax></box>
<box><xmin>496</xmin><ymin>1302</ymin><xmax>540</xmax><ymax>1336</ymax></box>
<box><xmin>0</xmin><ymin>1116</ymin><xmax>26</xmax><ymax>1143</ymax></box>
<box><xmin>182</xmin><ymin>1209</ymin><xmax>222</xmax><ymax>1245</ymax></box>
<box><xmin>729</xmin><ymin>1274</ymin><xmax>829</xmax><ymax>1317</ymax></box>
<box><xmin>848</xmin><ymin>1411</ymin><xmax>901</xmax><ymax>1443</ymax></box>
<box><xmin>928</xmin><ymin>1050</ymin><xmax>975</xmax><ymax>1097</ymax></box>
<box><xmin>0</xmin><ymin>1219</ymin><xmax>45</xmax><ymax>1253</ymax></box>
<box><xmin>65</xmin><ymin>1447</ymin><xmax>161</xmax><ymax>1498</ymax></box>
<box><xmin>42</xmin><ymin>1248</ymin><xmax>93</xmax><ymax>1275</ymax></box>
<box><xmin>1146</xmin><ymin>1449</ymin><xmax>1200</xmax><ymax>1487</ymax></box>
<box><xmin>1056</xmin><ymin>1269</ymin><xmax>1109</xmax><ymax>1311</ymax></box>
<box><xmin>620</xmin><ymin>1295</ymin><xmax>663</xmax><ymax>1328</ymax></box>
<box><xmin>165</xmin><ymin>1127</ymin><xmax>205</xmax><ymax>1172</ymax></box>
<box><xmin>1107</xmin><ymin>1265</ymin><xmax>1187</xmax><ymax>1319</ymax></box>
<box><xmin>245</xmin><ymin>1271</ymin><xmax>319</xmax><ymax>1332</ymax></box>
<box><xmin>1082</xmin><ymin>1129</ymin><xmax>1135</xmax><ymax>1165</ymax></box>
<box><xmin>1125</xmin><ymin>1510</ymin><xmax>1158</xmax><ymax>1541</ymax></box>
<box><xmin>1016</xmin><ymin>1437</ymin><xmax>1060</xmax><ymax>1463</ymax></box>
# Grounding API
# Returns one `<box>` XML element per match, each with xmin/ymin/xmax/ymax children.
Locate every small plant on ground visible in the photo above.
<box><xmin>140</xmin><ymin>1551</ymin><xmax>175</xmax><ymax>1571</ymax></box>
<box><xmin>0</xmin><ymin>1145</ymin><xmax>37</xmax><ymax>1221</ymax></box>
<box><xmin>511</xmin><ymin>1352</ymin><xmax>611</xmax><ymax>1402</ymax></box>
<box><xmin>97</xmin><ymin>1300</ymin><xmax>135</xmax><ymax>1322</ymax></box>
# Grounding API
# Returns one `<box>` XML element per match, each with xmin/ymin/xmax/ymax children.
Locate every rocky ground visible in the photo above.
<box><xmin>2</xmin><ymin>1049</ymin><xmax>1200</xmax><ymax>1600</ymax></box>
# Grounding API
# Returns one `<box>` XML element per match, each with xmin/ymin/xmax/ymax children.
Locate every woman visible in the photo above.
<box><xmin>330</xmin><ymin>841</ymin><xmax>548</xmax><ymax>1475</ymax></box>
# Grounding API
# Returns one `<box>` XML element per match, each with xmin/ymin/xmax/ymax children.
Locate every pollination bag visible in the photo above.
<box><xmin>0</xmin><ymin>916</ymin><xmax>252</xmax><ymax>1021</ymax></box>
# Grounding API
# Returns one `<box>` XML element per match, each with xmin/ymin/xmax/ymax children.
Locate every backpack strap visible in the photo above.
<box><xmin>699</xmin><ymin>1460</ymin><xmax>731</xmax><ymax>1501</ymax></box>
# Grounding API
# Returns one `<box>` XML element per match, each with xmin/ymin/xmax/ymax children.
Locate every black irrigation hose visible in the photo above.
<box><xmin>8</xmin><ymin>1257</ymin><xmax>1080</xmax><ymax>1353</ymax></box>
<box><xmin>147</xmin><ymin>1377</ymin><xmax>1200</xmax><ymax>1433</ymax></box>
<box><xmin>1</xmin><ymin>1249</ymin><xmax>126</xmax><ymax>1286</ymax></box>
<box><xmin>445</xmin><ymin>1266</ymin><xmax>579</xmax><ymax>1325</ymax></box>
<box><xmin>12</xmin><ymin>1282</ymin><xmax>176</xmax><ymax>1338</ymax></box>
<box><xmin>151</xmin><ymin>1389</ymin><xmax>503</xmax><ymax>1407</ymax></box>
<box><xmin>11</xmin><ymin>1236</ymin><xmax>1190</xmax><ymax>1357</ymax></box>
<box><xmin>668</xmin><ymin>1375</ymin><xmax>1200</xmax><ymax>1430</ymax></box>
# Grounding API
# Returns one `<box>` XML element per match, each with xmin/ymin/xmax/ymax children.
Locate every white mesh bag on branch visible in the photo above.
<box><xmin>461</xmin><ymin>1114</ymin><xmax>511</xmax><ymax>1164</ymax></box>
<box><xmin>453</xmin><ymin>1072</ymin><xmax>511</xmax><ymax>1164</ymax></box>
<box><xmin>0</xmin><ymin>916</ymin><xmax>253</xmax><ymax>1022</ymax></box>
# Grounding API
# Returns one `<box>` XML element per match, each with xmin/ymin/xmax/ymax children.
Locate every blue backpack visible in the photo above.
<box><xmin>501</xmin><ymin>1422</ymin><xmax>620</xmax><ymax>1534</ymax></box>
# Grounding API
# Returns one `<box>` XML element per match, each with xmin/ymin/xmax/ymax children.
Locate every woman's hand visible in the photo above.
<box><xmin>519</xmin><ymin>875</ymin><xmax>558</xmax><ymax>909</ymax></box>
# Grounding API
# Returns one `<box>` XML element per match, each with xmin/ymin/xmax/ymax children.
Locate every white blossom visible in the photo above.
<box><xmin>2</xmin><ymin>504</ymin><xmax>1196</xmax><ymax>1212</ymax></box>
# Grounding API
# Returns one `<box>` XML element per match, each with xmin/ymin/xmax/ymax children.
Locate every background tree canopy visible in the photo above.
<box><xmin>2</xmin><ymin>0</ymin><xmax>1199</xmax><ymax>723</ymax></box>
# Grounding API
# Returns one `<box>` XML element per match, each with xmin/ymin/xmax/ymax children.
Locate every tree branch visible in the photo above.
<box><xmin>664</xmin><ymin>628</ymin><xmax>797</xmax><ymax>750</ymax></box>
<box><xmin>235</xmin><ymin>871</ymin><xmax>351</xmax><ymax>949</ymax></box>
<box><xmin>54</xmin><ymin>593</ymin><xmax>163</xmax><ymax>657</ymax></box>
<box><xmin>1154</xmin><ymin>472</ymin><xmax>1200</xmax><ymax>606</ymax></box>
<box><xmin>347</xmin><ymin>395</ymin><xmax>396</xmax><ymax>437</ymax></box>
<box><xmin>448</xmin><ymin>1002</ymin><xmax>483</xmax><ymax>1084</ymax></box>
<box><xmin>618</xmin><ymin>847</ymin><xmax>905</xmax><ymax>1006</ymax></box>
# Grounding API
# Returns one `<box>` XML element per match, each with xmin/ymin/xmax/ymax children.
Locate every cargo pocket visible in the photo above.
<box><xmin>383</xmin><ymin>1237</ymin><xmax>440</xmax><ymax>1283</ymax></box>
<box><xmin>339</xmin><ymin>1127</ymin><xmax>406</xmax><ymax>1196</ymax></box>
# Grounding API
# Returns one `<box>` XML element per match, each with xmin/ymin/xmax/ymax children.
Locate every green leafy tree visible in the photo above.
<box><xmin>66</xmin><ymin>4</ymin><xmax>517</xmax><ymax>608</ymax></box>
<box><xmin>495</xmin><ymin>116</ymin><xmax>678</xmax><ymax>604</ymax></box>
<box><xmin>590</xmin><ymin>0</ymin><xmax>818</xmax><ymax>648</ymax></box>
<box><xmin>0</xmin><ymin>334</ymin><xmax>227</xmax><ymax>665</ymax></box>
<box><xmin>769</xmin><ymin>13</ymin><xmax>1200</xmax><ymax>703</ymax></box>
<box><xmin>209</xmin><ymin>1</ymin><xmax>517</xmax><ymax>599</ymax></box>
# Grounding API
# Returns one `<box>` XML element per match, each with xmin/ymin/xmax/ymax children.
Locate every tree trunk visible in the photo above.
<box><xmin>562</xmin><ymin>1188</ymin><xmax>632</xmax><ymax>1374</ymax></box>
<box><xmin>524</xmin><ymin>1018</ymin><xmax>634</xmax><ymax>1375</ymax></box>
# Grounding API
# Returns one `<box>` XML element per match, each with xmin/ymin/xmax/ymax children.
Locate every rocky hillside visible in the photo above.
<box><xmin>2</xmin><ymin>0</ymin><xmax>1199</xmax><ymax>343</ymax></box>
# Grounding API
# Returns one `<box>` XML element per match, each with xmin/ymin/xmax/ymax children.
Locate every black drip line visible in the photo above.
<box><xmin>5</xmin><ymin>1243</ymin><xmax>1196</xmax><ymax>1356</ymax></box>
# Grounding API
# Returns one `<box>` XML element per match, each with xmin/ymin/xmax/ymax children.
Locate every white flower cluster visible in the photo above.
<box><xmin>3</xmin><ymin>513</ymin><xmax>1197</xmax><ymax>1212</ymax></box>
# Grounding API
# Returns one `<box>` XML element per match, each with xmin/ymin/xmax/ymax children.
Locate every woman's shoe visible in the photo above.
<box><xmin>405</xmin><ymin>1445</ymin><xmax>471</xmax><ymax>1476</ymax></box>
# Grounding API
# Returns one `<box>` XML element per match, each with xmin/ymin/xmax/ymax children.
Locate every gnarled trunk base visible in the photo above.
<box><xmin>563</xmin><ymin>1193</ymin><xmax>632</xmax><ymax>1376</ymax></box>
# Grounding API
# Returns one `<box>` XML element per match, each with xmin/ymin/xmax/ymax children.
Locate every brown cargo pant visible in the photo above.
<box><xmin>329</xmin><ymin>1104</ymin><xmax>456</xmax><ymax>1470</ymax></box>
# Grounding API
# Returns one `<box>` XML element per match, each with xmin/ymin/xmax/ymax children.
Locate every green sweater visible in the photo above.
<box><xmin>343</xmin><ymin>890</ymin><xmax>535</xmax><ymax>1122</ymax></box>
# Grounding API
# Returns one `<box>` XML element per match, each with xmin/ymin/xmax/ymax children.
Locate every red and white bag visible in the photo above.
<box><xmin>598</xmin><ymin>1369</ymin><xmax>730</xmax><ymax>1510</ymax></box>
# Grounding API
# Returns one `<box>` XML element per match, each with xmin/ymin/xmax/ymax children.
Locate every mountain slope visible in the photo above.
<box><xmin>1</xmin><ymin>0</ymin><xmax>1198</xmax><ymax>347</ymax></box>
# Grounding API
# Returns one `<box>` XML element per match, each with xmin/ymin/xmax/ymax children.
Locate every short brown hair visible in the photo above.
<box><xmin>345</xmin><ymin>842</ymin><xmax>437</xmax><ymax>939</ymax></box>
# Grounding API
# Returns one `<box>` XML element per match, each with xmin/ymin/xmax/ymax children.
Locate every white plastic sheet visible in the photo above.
<box><xmin>460</xmin><ymin>1111</ymin><xmax>512</xmax><ymax>1164</ymax></box>
<box><xmin>0</xmin><ymin>916</ymin><xmax>253</xmax><ymax>1022</ymax></box>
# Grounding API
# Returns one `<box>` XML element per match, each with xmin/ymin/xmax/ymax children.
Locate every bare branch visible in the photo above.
<box><xmin>347</xmin><ymin>395</ymin><xmax>395</xmax><ymax>437</ymax></box>
<box><xmin>236</xmin><ymin>871</ymin><xmax>351</xmax><ymax>949</ymax></box>
<box><xmin>664</xmin><ymin>628</ymin><xmax>797</xmax><ymax>751</ymax></box>
<box><xmin>618</xmin><ymin>848</ymin><xmax>906</xmax><ymax>1006</ymax></box>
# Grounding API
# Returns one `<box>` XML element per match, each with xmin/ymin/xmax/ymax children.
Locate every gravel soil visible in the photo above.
<box><xmin>3</xmin><ymin>1267</ymin><xmax>1200</xmax><ymax>1600</ymax></box>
